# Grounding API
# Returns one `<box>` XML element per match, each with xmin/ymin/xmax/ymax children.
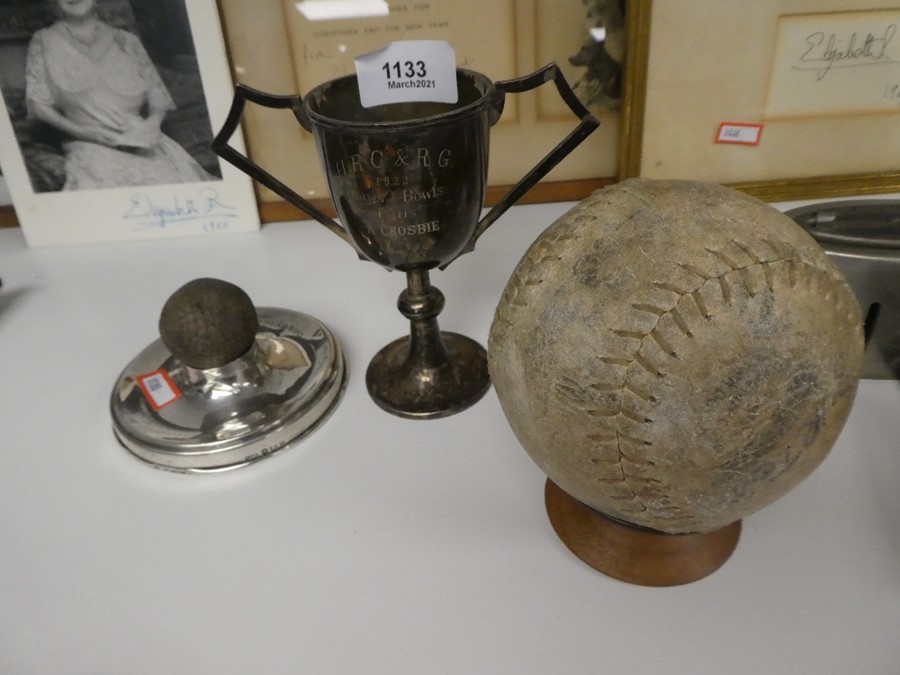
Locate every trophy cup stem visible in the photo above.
<box><xmin>365</xmin><ymin>270</ymin><xmax>490</xmax><ymax>419</ymax></box>
<box><xmin>404</xmin><ymin>270</ymin><xmax>449</xmax><ymax>369</ymax></box>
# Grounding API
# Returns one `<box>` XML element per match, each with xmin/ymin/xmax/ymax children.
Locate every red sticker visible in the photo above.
<box><xmin>136</xmin><ymin>369</ymin><xmax>182</xmax><ymax>411</ymax></box>
<box><xmin>715</xmin><ymin>122</ymin><xmax>763</xmax><ymax>146</ymax></box>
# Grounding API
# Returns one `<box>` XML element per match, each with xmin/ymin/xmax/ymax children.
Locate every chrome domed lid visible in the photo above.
<box><xmin>110</xmin><ymin>278</ymin><xmax>346</xmax><ymax>472</ymax></box>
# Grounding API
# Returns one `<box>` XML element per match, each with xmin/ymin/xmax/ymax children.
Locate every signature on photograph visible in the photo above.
<box><xmin>123</xmin><ymin>188</ymin><xmax>238</xmax><ymax>231</ymax></box>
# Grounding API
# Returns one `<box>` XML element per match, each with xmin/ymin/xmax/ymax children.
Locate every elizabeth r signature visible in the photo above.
<box><xmin>123</xmin><ymin>188</ymin><xmax>238</xmax><ymax>230</ymax></box>
<box><xmin>796</xmin><ymin>24</ymin><xmax>897</xmax><ymax>80</ymax></box>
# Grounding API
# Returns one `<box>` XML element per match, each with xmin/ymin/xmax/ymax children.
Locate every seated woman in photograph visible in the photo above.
<box><xmin>25</xmin><ymin>0</ymin><xmax>214</xmax><ymax>191</ymax></box>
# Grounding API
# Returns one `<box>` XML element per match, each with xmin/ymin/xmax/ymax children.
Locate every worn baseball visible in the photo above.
<box><xmin>488</xmin><ymin>179</ymin><xmax>864</xmax><ymax>534</ymax></box>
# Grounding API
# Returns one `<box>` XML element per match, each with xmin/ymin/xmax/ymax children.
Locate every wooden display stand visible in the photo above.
<box><xmin>544</xmin><ymin>480</ymin><xmax>742</xmax><ymax>587</ymax></box>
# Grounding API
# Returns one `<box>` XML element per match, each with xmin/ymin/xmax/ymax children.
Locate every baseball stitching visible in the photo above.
<box><xmin>493</xmin><ymin>224</ymin><xmax>860</xmax><ymax>530</ymax></box>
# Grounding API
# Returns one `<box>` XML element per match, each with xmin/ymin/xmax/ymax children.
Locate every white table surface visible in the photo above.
<box><xmin>1</xmin><ymin>202</ymin><xmax>899</xmax><ymax>675</ymax></box>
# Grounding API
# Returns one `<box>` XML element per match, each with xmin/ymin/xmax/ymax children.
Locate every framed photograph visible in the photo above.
<box><xmin>0</xmin><ymin>0</ymin><xmax>259</xmax><ymax>246</ymax></box>
<box><xmin>619</xmin><ymin>0</ymin><xmax>900</xmax><ymax>201</ymax></box>
<box><xmin>217</xmin><ymin>0</ymin><xmax>625</xmax><ymax>221</ymax></box>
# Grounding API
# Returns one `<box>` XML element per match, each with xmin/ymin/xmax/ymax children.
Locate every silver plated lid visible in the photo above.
<box><xmin>110</xmin><ymin>279</ymin><xmax>346</xmax><ymax>473</ymax></box>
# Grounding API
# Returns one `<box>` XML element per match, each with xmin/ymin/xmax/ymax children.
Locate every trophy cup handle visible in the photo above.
<box><xmin>211</xmin><ymin>84</ymin><xmax>357</xmax><ymax>250</ymax></box>
<box><xmin>451</xmin><ymin>63</ymin><xmax>600</xmax><ymax>264</ymax></box>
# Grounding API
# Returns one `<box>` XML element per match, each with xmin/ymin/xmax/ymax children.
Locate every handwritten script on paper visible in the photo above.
<box><xmin>122</xmin><ymin>188</ymin><xmax>238</xmax><ymax>232</ymax></box>
<box><xmin>765</xmin><ymin>9</ymin><xmax>900</xmax><ymax>118</ymax></box>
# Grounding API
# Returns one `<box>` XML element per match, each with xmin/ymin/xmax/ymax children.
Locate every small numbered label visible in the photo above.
<box><xmin>137</xmin><ymin>369</ymin><xmax>181</xmax><ymax>411</ymax></box>
<box><xmin>715</xmin><ymin>122</ymin><xmax>764</xmax><ymax>146</ymax></box>
<box><xmin>355</xmin><ymin>40</ymin><xmax>458</xmax><ymax>108</ymax></box>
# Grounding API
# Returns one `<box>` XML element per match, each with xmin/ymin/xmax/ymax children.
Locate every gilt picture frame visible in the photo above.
<box><xmin>619</xmin><ymin>0</ymin><xmax>900</xmax><ymax>202</ymax></box>
<box><xmin>216</xmin><ymin>0</ymin><xmax>626</xmax><ymax>221</ymax></box>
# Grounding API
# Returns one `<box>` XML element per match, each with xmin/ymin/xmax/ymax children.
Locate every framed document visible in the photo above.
<box><xmin>217</xmin><ymin>0</ymin><xmax>626</xmax><ymax>220</ymax></box>
<box><xmin>0</xmin><ymin>0</ymin><xmax>258</xmax><ymax>245</ymax></box>
<box><xmin>620</xmin><ymin>0</ymin><xmax>900</xmax><ymax>201</ymax></box>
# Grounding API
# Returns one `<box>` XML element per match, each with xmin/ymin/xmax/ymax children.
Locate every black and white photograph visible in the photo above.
<box><xmin>0</xmin><ymin>0</ymin><xmax>259</xmax><ymax>246</ymax></box>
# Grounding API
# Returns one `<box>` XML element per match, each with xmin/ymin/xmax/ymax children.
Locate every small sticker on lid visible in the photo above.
<box><xmin>355</xmin><ymin>40</ymin><xmax>458</xmax><ymax>108</ymax></box>
<box><xmin>715</xmin><ymin>122</ymin><xmax>764</xmax><ymax>146</ymax></box>
<box><xmin>137</xmin><ymin>369</ymin><xmax>181</xmax><ymax>411</ymax></box>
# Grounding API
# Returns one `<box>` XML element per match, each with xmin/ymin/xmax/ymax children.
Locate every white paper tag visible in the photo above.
<box><xmin>355</xmin><ymin>40</ymin><xmax>458</xmax><ymax>108</ymax></box>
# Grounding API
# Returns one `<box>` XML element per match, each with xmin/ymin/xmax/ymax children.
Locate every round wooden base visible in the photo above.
<box><xmin>544</xmin><ymin>479</ymin><xmax>741</xmax><ymax>586</ymax></box>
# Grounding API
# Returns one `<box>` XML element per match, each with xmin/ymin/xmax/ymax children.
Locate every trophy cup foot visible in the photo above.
<box><xmin>544</xmin><ymin>479</ymin><xmax>741</xmax><ymax>586</ymax></box>
<box><xmin>366</xmin><ymin>332</ymin><xmax>490</xmax><ymax>420</ymax></box>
